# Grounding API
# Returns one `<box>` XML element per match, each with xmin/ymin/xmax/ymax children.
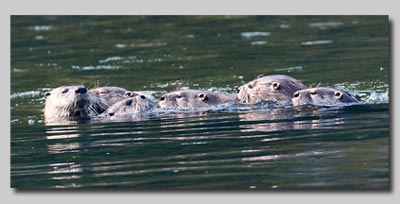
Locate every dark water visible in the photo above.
<box><xmin>10</xmin><ymin>16</ymin><xmax>389</xmax><ymax>189</ymax></box>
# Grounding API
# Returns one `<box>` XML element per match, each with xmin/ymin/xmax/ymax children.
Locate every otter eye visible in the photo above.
<box><xmin>140</xmin><ymin>95</ymin><xmax>146</xmax><ymax>99</ymax></box>
<box><xmin>160</xmin><ymin>96</ymin><xmax>165</xmax><ymax>101</ymax></box>
<box><xmin>248</xmin><ymin>84</ymin><xmax>253</xmax><ymax>89</ymax></box>
<box><xmin>311</xmin><ymin>91</ymin><xmax>317</xmax><ymax>95</ymax></box>
<box><xmin>61</xmin><ymin>88</ymin><xmax>69</xmax><ymax>93</ymax></box>
<box><xmin>176</xmin><ymin>95</ymin><xmax>182</xmax><ymax>99</ymax></box>
<box><xmin>335</xmin><ymin>92</ymin><xmax>343</xmax><ymax>99</ymax></box>
<box><xmin>272</xmin><ymin>82</ymin><xmax>280</xmax><ymax>90</ymax></box>
<box><xmin>44</xmin><ymin>92</ymin><xmax>51</xmax><ymax>98</ymax></box>
<box><xmin>294</xmin><ymin>92</ymin><xmax>299</xmax><ymax>98</ymax></box>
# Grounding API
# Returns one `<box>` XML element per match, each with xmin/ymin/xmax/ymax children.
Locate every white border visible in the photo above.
<box><xmin>2</xmin><ymin>0</ymin><xmax>398</xmax><ymax>203</ymax></box>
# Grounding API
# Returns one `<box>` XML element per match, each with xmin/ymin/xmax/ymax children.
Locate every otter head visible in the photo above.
<box><xmin>103</xmin><ymin>94</ymin><xmax>156</xmax><ymax>117</ymax></box>
<box><xmin>292</xmin><ymin>87</ymin><xmax>359</xmax><ymax>106</ymax></box>
<box><xmin>159</xmin><ymin>89</ymin><xmax>233</xmax><ymax>110</ymax></box>
<box><xmin>44</xmin><ymin>85</ymin><xmax>91</xmax><ymax>118</ymax></box>
<box><xmin>88</xmin><ymin>86</ymin><xmax>135</xmax><ymax>114</ymax></box>
<box><xmin>89</xmin><ymin>86</ymin><xmax>126</xmax><ymax>96</ymax></box>
<box><xmin>237</xmin><ymin>74</ymin><xmax>306</xmax><ymax>104</ymax></box>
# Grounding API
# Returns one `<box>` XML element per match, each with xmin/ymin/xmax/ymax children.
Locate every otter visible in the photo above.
<box><xmin>44</xmin><ymin>85</ymin><xmax>96</xmax><ymax>118</ymax></box>
<box><xmin>88</xmin><ymin>86</ymin><xmax>136</xmax><ymax>114</ymax></box>
<box><xmin>292</xmin><ymin>87</ymin><xmax>360</xmax><ymax>106</ymax></box>
<box><xmin>237</xmin><ymin>74</ymin><xmax>306</xmax><ymax>104</ymax></box>
<box><xmin>101</xmin><ymin>94</ymin><xmax>157</xmax><ymax>117</ymax></box>
<box><xmin>159</xmin><ymin>89</ymin><xmax>234</xmax><ymax>110</ymax></box>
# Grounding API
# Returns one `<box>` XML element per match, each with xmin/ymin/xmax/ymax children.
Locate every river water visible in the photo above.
<box><xmin>11</xmin><ymin>16</ymin><xmax>389</xmax><ymax>189</ymax></box>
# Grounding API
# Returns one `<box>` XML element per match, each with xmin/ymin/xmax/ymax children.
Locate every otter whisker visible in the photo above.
<box><xmin>188</xmin><ymin>102</ymin><xmax>194</xmax><ymax>110</ymax></box>
<box><xmin>88</xmin><ymin>105</ymin><xmax>100</xmax><ymax>116</ymax></box>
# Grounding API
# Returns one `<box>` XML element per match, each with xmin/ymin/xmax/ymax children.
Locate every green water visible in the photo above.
<box><xmin>11</xmin><ymin>16</ymin><xmax>389</xmax><ymax>189</ymax></box>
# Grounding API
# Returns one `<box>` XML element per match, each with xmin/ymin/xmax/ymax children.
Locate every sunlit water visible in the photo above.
<box><xmin>11</xmin><ymin>16</ymin><xmax>389</xmax><ymax>189</ymax></box>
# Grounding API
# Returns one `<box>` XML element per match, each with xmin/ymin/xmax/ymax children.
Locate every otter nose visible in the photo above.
<box><xmin>125</xmin><ymin>99</ymin><xmax>133</xmax><ymax>106</ymax></box>
<box><xmin>75</xmin><ymin>87</ymin><xmax>87</xmax><ymax>94</ymax></box>
<box><xmin>140</xmin><ymin>95</ymin><xmax>146</xmax><ymax>99</ymax></box>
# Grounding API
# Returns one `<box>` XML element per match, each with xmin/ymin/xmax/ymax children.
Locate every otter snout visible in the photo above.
<box><xmin>292</xmin><ymin>90</ymin><xmax>311</xmax><ymax>106</ymax></box>
<box><xmin>75</xmin><ymin>100</ymin><xmax>88</xmax><ymax>108</ymax></box>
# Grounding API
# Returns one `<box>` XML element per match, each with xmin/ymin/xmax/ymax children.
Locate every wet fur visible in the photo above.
<box><xmin>237</xmin><ymin>74</ymin><xmax>306</xmax><ymax>104</ymax></box>
<box><xmin>159</xmin><ymin>89</ymin><xmax>234</xmax><ymax>110</ymax></box>
<box><xmin>292</xmin><ymin>87</ymin><xmax>359</xmax><ymax>106</ymax></box>
<box><xmin>44</xmin><ymin>85</ymin><xmax>98</xmax><ymax>118</ymax></box>
<box><xmin>88</xmin><ymin>86</ymin><xmax>134</xmax><ymax>114</ymax></box>
<box><xmin>101</xmin><ymin>95</ymin><xmax>157</xmax><ymax>117</ymax></box>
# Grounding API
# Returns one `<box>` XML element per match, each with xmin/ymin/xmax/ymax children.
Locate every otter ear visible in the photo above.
<box><xmin>125</xmin><ymin>91</ymin><xmax>139</xmax><ymax>97</ymax></box>
<box><xmin>272</xmin><ymin>82</ymin><xmax>280</xmax><ymax>90</ymax></box>
<box><xmin>125</xmin><ymin>91</ymin><xmax>135</xmax><ymax>97</ymax></box>
<box><xmin>198</xmin><ymin>93</ymin><xmax>208</xmax><ymax>101</ymax></box>
<box><xmin>335</xmin><ymin>91</ymin><xmax>343</xmax><ymax>100</ymax></box>
<box><xmin>248</xmin><ymin>81</ymin><xmax>257</xmax><ymax>89</ymax></box>
<box><xmin>44</xmin><ymin>92</ymin><xmax>51</xmax><ymax>98</ymax></box>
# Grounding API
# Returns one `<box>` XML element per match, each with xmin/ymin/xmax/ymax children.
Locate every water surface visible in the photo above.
<box><xmin>11</xmin><ymin>16</ymin><xmax>389</xmax><ymax>189</ymax></box>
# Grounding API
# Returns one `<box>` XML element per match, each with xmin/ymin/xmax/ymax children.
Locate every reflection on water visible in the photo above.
<box><xmin>11</xmin><ymin>16</ymin><xmax>389</xmax><ymax>188</ymax></box>
<box><xmin>20</xmin><ymin>103</ymin><xmax>386</xmax><ymax>188</ymax></box>
<box><xmin>238</xmin><ymin>106</ymin><xmax>348</xmax><ymax>132</ymax></box>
